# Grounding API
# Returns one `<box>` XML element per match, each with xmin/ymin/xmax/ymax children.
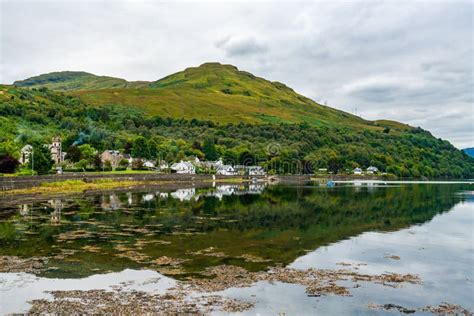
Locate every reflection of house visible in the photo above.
<box><xmin>127</xmin><ymin>192</ymin><xmax>133</xmax><ymax>205</ymax></box>
<box><xmin>20</xmin><ymin>145</ymin><xmax>33</xmax><ymax>164</ymax></box>
<box><xmin>247</xmin><ymin>184</ymin><xmax>266</xmax><ymax>194</ymax></box>
<box><xmin>159</xmin><ymin>192</ymin><xmax>169</xmax><ymax>199</ymax></box>
<box><xmin>170</xmin><ymin>188</ymin><xmax>196</xmax><ymax>201</ymax></box>
<box><xmin>19</xmin><ymin>204</ymin><xmax>31</xmax><ymax>216</ymax></box>
<box><xmin>353</xmin><ymin>167</ymin><xmax>362</xmax><ymax>175</ymax></box>
<box><xmin>366</xmin><ymin>166</ymin><xmax>379</xmax><ymax>174</ymax></box>
<box><xmin>49</xmin><ymin>199</ymin><xmax>63</xmax><ymax>225</ymax></box>
<box><xmin>216</xmin><ymin>165</ymin><xmax>237</xmax><ymax>175</ymax></box>
<box><xmin>142</xmin><ymin>193</ymin><xmax>155</xmax><ymax>202</ymax></box>
<box><xmin>101</xmin><ymin>194</ymin><xmax>121</xmax><ymax>211</ymax></box>
<box><xmin>48</xmin><ymin>136</ymin><xmax>64</xmax><ymax>164</ymax></box>
<box><xmin>170</xmin><ymin>161</ymin><xmax>195</xmax><ymax>174</ymax></box>
<box><xmin>101</xmin><ymin>150</ymin><xmax>123</xmax><ymax>169</ymax></box>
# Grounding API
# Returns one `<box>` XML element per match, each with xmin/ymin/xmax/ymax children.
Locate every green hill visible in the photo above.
<box><xmin>3</xmin><ymin>63</ymin><xmax>473</xmax><ymax>178</ymax></box>
<box><xmin>15</xmin><ymin>63</ymin><xmax>399</xmax><ymax>130</ymax></box>
<box><xmin>14</xmin><ymin>71</ymin><xmax>149</xmax><ymax>91</ymax></box>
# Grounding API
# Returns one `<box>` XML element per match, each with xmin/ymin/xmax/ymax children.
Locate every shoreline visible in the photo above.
<box><xmin>1</xmin><ymin>171</ymin><xmax>470</xmax><ymax>193</ymax></box>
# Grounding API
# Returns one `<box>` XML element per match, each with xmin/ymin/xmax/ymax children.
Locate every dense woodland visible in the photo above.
<box><xmin>0</xmin><ymin>85</ymin><xmax>473</xmax><ymax>177</ymax></box>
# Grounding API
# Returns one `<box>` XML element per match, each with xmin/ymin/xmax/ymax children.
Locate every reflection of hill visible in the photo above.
<box><xmin>0</xmin><ymin>184</ymin><xmax>468</xmax><ymax>278</ymax></box>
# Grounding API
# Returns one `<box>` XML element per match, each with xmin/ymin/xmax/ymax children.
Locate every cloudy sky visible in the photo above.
<box><xmin>1</xmin><ymin>0</ymin><xmax>472</xmax><ymax>148</ymax></box>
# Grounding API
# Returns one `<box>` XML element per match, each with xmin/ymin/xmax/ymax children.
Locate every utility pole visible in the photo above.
<box><xmin>31</xmin><ymin>148</ymin><xmax>34</xmax><ymax>176</ymax></box>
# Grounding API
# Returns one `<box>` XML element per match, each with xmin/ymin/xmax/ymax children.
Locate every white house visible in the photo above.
<box><xmin>195</xmin><ymin>158</ymin><xmax>224</xmax><ymax>169</ymax></box>
<box><xmin>143</xmin><ymin>160</ymin><xmax>156</xmax><ymax>169</ymax></box>
<box><xmin>216</xmin><ymin>165</ymin><xmax>236</xmax><ymax>176</ymax></box>
<box><xmin>170</xmin><ymin>161</ymin><xmax>196</xmax><ymax>174</ymax></box>
<box><xmin>366</xmin><ymin>166</ymin><xmax>379</xmax><ymax>174</ymax></box>
<box><xmin>353</xmin><ymin>167</ymin><xmax>363</xmax><ymax>175</ymax></box>
<box><xmin>158</xmin><ymin>160</ymin><xmax>169</xmax><ymax>171</ymax></box>
<box><xmin>248</xmin><ymin>166</ymin><xmax>266</xmax><ymax>176</ymax></box>
<box><xmin>20</xmin><ymin>145</ymin><xmax>33</xmax><ymax>165</ymax></box>
<box><xmin>101</xmin><ymin>150</ymin><xmax>123</xmax><ymax>169</ymax></box>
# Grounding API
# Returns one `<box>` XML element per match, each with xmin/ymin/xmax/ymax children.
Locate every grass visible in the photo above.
<box><xmin>1</xmin><ymin>176</ymin><xmax>249</xmax><ymax>196</ymax></box>
<box><xmin>66</xmin><ymin>170</ymin><xmax>158</xmax><ymax>175</ymax></box>
<box><xmin>2</xmin><ymin>179</ymin><xmax>146</xmax><ymax>195</ymax></box>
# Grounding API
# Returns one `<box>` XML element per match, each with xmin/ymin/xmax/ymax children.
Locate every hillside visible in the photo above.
<box><xmin>14</xmin><ymin>71</ymin><xmax>149</xmax><ymax>91</ymax></box>
<box><xmin>0</xmin><ymin>83</ymin><xmax>473</xmax><ymax>178</ymax></box>
<box><xmin>14</xmin><ymin>63</ymin><xmax>402</xmax><ymax>130</ymax></box>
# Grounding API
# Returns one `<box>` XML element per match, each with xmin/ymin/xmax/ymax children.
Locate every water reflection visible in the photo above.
<box><xmin>48</xmin><ymin>199</ymin><xmax>63</xmax><ymax>225</ymax></box>
<box><xmin>0</xmin><ymin>183</ymin><xmax>470</xmax><ymax>279</ymax></box>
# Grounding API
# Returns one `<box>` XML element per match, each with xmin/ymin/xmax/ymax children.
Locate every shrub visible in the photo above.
<box><xmin>0</xmin><ymin>155</ymin><xmax>20</xmax><ymax>173</ymax></box>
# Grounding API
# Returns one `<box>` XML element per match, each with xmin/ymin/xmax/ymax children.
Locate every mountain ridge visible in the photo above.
<box><xmin>14</xmin><ymin>71</ymin><xmax>149</xmax><ymax>91</ymax></box>
<box><xmin>12</xmin><ymin>63</ymin><xmax>410</xmax><ymax>131</ymax></box>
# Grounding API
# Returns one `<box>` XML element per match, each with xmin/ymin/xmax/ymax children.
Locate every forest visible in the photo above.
<box><xmin>0</xmin><ymin>85</ymin><xmax>473</xmax><ymax>178</ymax></box>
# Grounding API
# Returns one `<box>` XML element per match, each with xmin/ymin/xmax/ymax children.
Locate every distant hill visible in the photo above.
<box><xmin>13</xmin><ymin>63</ymin><xmax>408</xmax><ymax>131</ymax></box>
<box><xmin>14</xmin><ymin>71</ymin><xmax>149</xmax><ymax>91</ymax></box>
<box><xmin>463</xmin><ymin>148</ymin><xmax>474</xmax><ymax>157</ymax></box>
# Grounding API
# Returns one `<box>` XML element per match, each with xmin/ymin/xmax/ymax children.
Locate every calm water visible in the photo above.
<box><xmin>0</xmin><ymin>182</ymin><xmax>473</xmax><ymax>314</ymax></box>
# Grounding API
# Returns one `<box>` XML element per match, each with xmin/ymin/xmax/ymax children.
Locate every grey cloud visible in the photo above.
<box><xmin>215</xmin><ymin>36</ymin><xmax>267</xmax><ymax>57</ymax></box>
<box><xmin>0</xmin><ymin>0</ymin><xmax>472</xmax><ymax>148</ymax></box>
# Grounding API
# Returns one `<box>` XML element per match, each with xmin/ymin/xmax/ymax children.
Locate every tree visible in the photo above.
<box><xmin>66</xmin><ymin>145</ymin><xmax>81</xmax><ymax>162</ymax></box>
<box><xmin>91</xmin><ymin>154</ymin><xmax>102</xmax><ymax>171</ymax></box>
<box><xmin>32</xmin><ymin>144</ymin><xmax>54</xmax><ymax>175</ymax></box>
<box><xmin>78</xmin><ymin>144</ymin><xmax>96</xmax><ymax>161</ymax></box>
<box><xmin>328</xmin><ymin>156</ymin><xmax>343</xmax><ymax>174</ymax></box>
<box><xmin>192</xmin><ymin>140</ymin><xmax>202</xmax><ymax>151</ymax></box>
<box><xmin>202</xmin><ymin>138</ymin><xmax>218</xmax><ymax>161</ymax></box>
<box><xmin>103</xmin><ymin>160</ymin><xmax>112</xmax><ymax>171</ymax></box>
<box><xmin>132</xmin><ymin>158</ymin><xmax>144</xmax><ymax>170</ymax></box>
<box><xmin>119</xmin><ymin>159</ymin><xmax>129</xmax><ymax>168</ymax></box>
<box><xmin>131</xmin><ymin>136</ymin><xmax>150</xmax><ymax>159</ymax></box>
<box><xmin>0</xmin><ymin>155</ymin><xmax>20</xmax><ymax>173</ymax></box>
<box><xmin>0</xmin><ymin>140</ymin><xmax>19</xmax><ymax>159</ymax></box>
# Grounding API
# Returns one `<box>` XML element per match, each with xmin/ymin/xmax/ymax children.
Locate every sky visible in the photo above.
<box><xmin>1</xmin><ymin>0</ymin><xmax>473</xmax><ymax>148</ymax></box>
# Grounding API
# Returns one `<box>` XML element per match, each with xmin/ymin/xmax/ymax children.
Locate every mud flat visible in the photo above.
<box><xmin>21</xmin><ymin>262</ymin><xmax>429</xmax><ymax>314</ymax></box>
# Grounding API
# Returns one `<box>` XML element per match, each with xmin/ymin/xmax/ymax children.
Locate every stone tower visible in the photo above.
<box><xmin>50</xmin><ymin>136</ymin><xmax>63</xmax><ymax>164</ymax></box>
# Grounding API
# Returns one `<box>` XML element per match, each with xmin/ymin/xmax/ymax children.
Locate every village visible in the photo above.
<box><xmin>17</xmin><ymin>136</ymin><xmax>382</xmax><ymax>177</ymax></box>
<box><xmin>18</xmin><ymin>136</ymin><xmax>268</xmax><ymax>176</ymax></box>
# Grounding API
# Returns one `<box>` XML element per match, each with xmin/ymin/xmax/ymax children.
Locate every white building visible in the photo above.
<box><xmin>248</xmin><ymin>166</ymin><xmax>266</xmax><ymax>176</ymax></box>
<box><xmin>353</xmin><ymin>167</ymin><xmax>363</xmax><ymax>175</ymax></box>
<box><xmin>170</xmin><ymin>161</ymin><xmax>196</xmax><ymax>174</ymax></box>
<box><xmin>216</xmin><ymin>165</ymin><xmax>236</xmax><ymax>176</ymax></box>
<box><xmin>158</xmin><ymin>160</ymin><xmax>169</xmax><ymax>171</ymax></box>
<box><xmin>143</xmin><ymin>160</ymin><xmax>156</xmax><ymax>169</ymax></box>
<box><xmin>366</xmin><ymin>166</ymin><xmax>379</xmax><ymax>174</ymax></box>
<box><xmin>20</xmin><ymin>145</ymin><xmax>33</xmax><ymax>165</ymax></box>
<box><xmin>195</xmin><ymin>157</ymin><xmax>224</xmax><ymax>169</ymax></box>
<box><xmin>100</xmin><ymin>150</ymin><xmax>123</xmax><ymax>169</ymax></box>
